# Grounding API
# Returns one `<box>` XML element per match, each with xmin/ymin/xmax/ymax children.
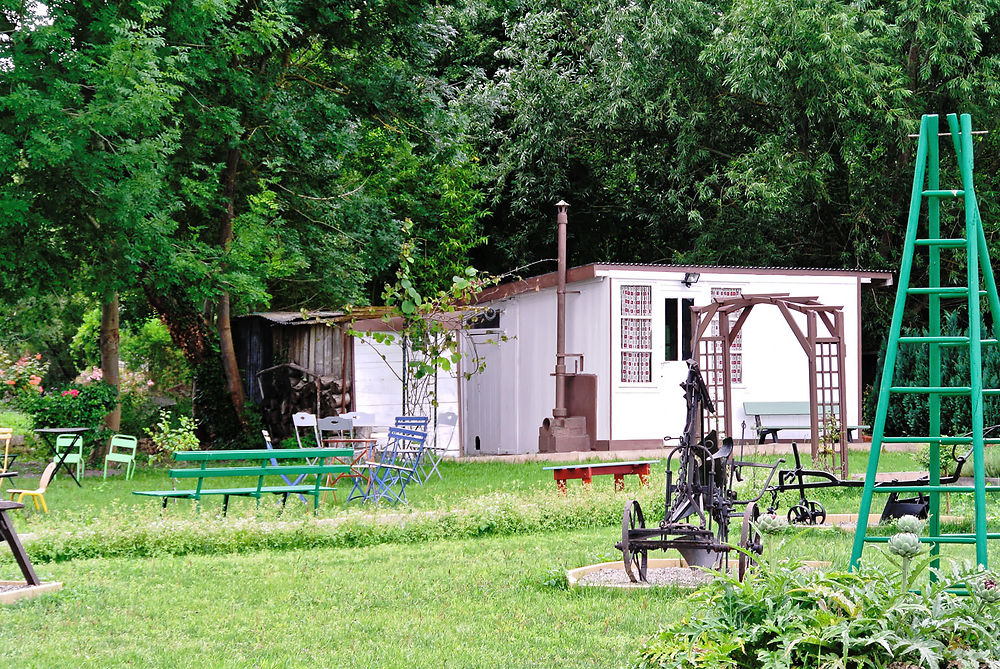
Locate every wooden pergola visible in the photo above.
<box><xmin>691</xmin><ymin>293</ymin><xmax>849</xmax><ymax>477</ymax></box>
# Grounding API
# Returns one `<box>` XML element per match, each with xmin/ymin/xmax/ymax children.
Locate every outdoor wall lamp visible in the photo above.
<box><xmin>682</xmin><ymin>272</ymin><xmax>701</xmax><ymax>287</ymax></box>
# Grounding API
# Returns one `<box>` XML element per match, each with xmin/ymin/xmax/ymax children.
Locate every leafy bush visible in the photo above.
<box><xmin>638</xmin><ymin>552</ymin><xmax>1000</xmax><ymax>669</ymax></box>
<box><xmin>119</xmin><ymin>390</ymin><xmax>161</xmax><ymax>440</ymax></box>
<box><xmin>19</xmin><ymin>380</ymin><xmax>118</xmax><ymax>430</ymax></box>
<box><xmin>916</xmin><ymin>442</ymin><xmax>964</xmax><ymax>477</ymax></box>
<box><xmin>121</xmin><ymin>318</ymin><xmax>192</xmax><ymax>391</ymax></box>
<box><xmin>145</xmin><ymin>410</ymin><xmax>200</xmax><ymax>465</ymax></box>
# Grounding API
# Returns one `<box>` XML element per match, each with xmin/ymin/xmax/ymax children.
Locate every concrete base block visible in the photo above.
<box><xmin>0</xmin><ymin>580</ymin><xmax>62</xmax><ymax>605</ymax></box>
<box><xmin>538</xmin><ymin>416</ymin><xmax>592</xmax><ymax>453</ymax></box>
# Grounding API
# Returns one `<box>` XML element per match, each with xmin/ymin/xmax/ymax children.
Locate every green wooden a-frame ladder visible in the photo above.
<box><xmin>851</xmin><ymin>113</ymin><xmax>1000</xmax><ymax>572</ymax></box>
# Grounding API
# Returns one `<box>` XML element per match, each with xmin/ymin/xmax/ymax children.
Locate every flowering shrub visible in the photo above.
<box><xmin>75</xmin><ymin>366</ymin><xmax>103</xmax><ymax>384</ymax></box>
<box><xmin>0</xmin><ymin>350</ymin><xmax>48</xmax><ymax>402</ymax></box>
<box><xmin>20</xmin><ymin>380</ymin><xmax>118</xmax><ymax>430</ymax></box>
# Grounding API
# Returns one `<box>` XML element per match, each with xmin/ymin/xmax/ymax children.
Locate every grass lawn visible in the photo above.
<box><xmin>4</xmin><ymin>524</ymin><xmax>996</xmax><ymax>668</ymax></box>
<box><xmin>5</xmin><ymin>446</ymin><xmax>923</xmax><ymax>526</ymax></box>
<box><xmin>2</xmin><ymin>528</ymin><xmax>686</xmax><ymax>668</ymax></box>
<box><xmin>7</xmin><ymin>446</ymin><xmax>993</xmax><ymax>668</ymax></box>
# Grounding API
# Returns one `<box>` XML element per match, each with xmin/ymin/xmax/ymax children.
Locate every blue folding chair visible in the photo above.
<box><xmin>363</xmin><ymin>427</ymin><xmax>428</xmax><ymax>505</ymax></box>
<box><xmin>263</xmin><ymin>430</ymin><xmax>308</xmax><ymax>504</ymax></box>
<box><xmin>394</xmin><ymin>417</ymin><xmax>431</xmax><ymax>483</ymax></box>
<box><xmin>394</xmin><ymin>416</ymin><xmax>429</xmax><ymax>431</ymax></box>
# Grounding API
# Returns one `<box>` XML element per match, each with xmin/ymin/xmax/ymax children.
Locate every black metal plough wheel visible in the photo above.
<box><xmin>621</xmin><ymin>500</ymin><xmax>648</xmax><ymax>583</ymax></box>
<box><xmin>787</xmin><ymin>500</ymin><xmax>826</xmax><ymax>526</ymax></box>
<box><xmin>738</xmin><ymin>501</ymin><xmax>763</xmax><ymax>582</ymax></box>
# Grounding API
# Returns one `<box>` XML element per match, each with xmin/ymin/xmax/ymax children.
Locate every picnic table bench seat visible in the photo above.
<box><xmin>133</xmin><ymin>447</ymin><xmax>352</xmax><ymax>515</ymax></box>
<box><xmin>543</xmin><ymin>460</ymin><xmax>658</xmax><ymax>492</ymax></box>
<box><xmin>742</xmin><ymin>401</ymin><xmax>869</xmax><ymax>444</ymax></box>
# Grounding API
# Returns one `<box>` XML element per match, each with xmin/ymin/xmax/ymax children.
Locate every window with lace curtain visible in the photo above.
<box><xmin>710</xmin><ymin>286</ymin><xmax>743</xmax><ymax>384</ymax></box>
<box><xmin>620</xmin><ymin>285</ymin><xmax>652</xmax><ymax>383</ymax></box>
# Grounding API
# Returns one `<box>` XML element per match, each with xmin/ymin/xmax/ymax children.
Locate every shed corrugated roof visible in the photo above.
<box><xmin>239</xmin><ymin>311</ymin><xmax>342</xmax><ymax>324</ymax></box>
<box><xmin>235</xmin><ymin>307</ymin><xmax>393</xmax><ymax>325</ymax></box>
<box><xmin>591</xmin><ymin>262</ymin><xmax>892</xmax><ymax>274</ymax></box>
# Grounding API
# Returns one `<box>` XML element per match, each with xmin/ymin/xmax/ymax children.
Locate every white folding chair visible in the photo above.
<box><xmin>291</xmin><ymin>412</ymin><xmax>321</xmax><ymax>465</ymax></box>
<box><xmin>291</xmin><ymin>412</ymin><xmax>321</xmax><ymax>448</ymax></box>
<box><xmin>423</xmin><ymin>411</ymin><xmax>457</xmax><ymax>481</ymax></box>
<box><xmin>317</xmin><ymin>415</ymin><xmax>354</xmax><ymax>441</ymax></box>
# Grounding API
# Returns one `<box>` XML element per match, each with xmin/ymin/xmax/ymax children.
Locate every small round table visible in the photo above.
<box><xmin>34</xmin><ymin>427</ymin><xmax>90</xmax><ymax>487</ymax></box>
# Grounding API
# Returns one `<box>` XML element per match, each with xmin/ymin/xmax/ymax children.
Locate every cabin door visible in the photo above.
<box><xmin>462</xmin><ymin>331</ymin><xmax>506</xmax><ymax>455</ymax></box>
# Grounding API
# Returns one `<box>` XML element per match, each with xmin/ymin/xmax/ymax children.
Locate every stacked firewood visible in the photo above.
<box><xmin>259</xmin><ymin>370</ymin><xmax>350</xmax><ymax>440</ymax></box>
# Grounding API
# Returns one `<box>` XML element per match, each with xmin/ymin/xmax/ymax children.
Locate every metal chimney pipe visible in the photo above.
<box><xmin>553</xmin><ymin>200</ymin><xmax>569</xmax><ymax>423</ymax></box>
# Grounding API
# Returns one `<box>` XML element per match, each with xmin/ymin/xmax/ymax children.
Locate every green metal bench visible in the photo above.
<box><xmin>742</xmin><ymin>401</ymin><xmax>869</xmax><ymax>444</ymax></box>
<box><xmin>133</xmin><ymin>447</ymin><xmax>353</xmax><ymax>515</ymax></box>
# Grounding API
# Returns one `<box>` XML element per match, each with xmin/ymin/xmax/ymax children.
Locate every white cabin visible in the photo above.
<box><xmin>457</xmin><ymin>263</ymin><xmax>892</xmax><ymax>455</ymax></box>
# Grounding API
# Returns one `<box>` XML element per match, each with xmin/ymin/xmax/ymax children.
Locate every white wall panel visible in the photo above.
<box><xmin>352</xmin><ymin>336</ymin><xmax>460</xmax><ymax>454</ymax></box>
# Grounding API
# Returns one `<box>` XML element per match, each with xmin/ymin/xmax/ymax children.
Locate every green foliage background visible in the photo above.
<box><xmin>2</xmin><ymin>0</ymin><xmax>1000</xmax><ymax>436</ymax></box>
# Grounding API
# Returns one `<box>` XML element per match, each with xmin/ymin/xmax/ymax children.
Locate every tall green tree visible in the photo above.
<box><xmin>0</xmin><ymin>0</ymin><xmax>185</xmax><ymax>438</ymax></box>
<box><xmin>0</xmin><ymin>1</ymin><xmax>487</xmax><ymax>443</ymax></box>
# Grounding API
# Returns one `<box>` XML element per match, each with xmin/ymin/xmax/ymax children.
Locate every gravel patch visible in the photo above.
<box><xmin>577</xmin><ymin>566</ymin><xmax>716</xmax><ymax>589</ymax></box>
<box><xmin>0</xmin><ymin>584</ymin><xmax>29</xmax><ymax>593</ymax></box>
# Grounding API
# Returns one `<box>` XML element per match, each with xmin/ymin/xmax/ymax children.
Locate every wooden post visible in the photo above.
<box><xmin>807</xmin><ymin>312</ymin><xmax>819</xmax><ymax>461</ymax></box>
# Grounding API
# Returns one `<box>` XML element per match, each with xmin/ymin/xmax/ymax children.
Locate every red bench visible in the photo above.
<box><xmin>543</xmin><ymin>460</ymin><xmax>658</xmax><ymax>493</ymax></box>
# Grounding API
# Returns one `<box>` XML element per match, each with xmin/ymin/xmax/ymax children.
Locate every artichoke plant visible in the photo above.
<box><xmin>896</xmin><ymin>515</ymin><xmax>924</xmax><ymax>535</ymax></box>
<box><xmin>887</xmin><ymin>532</ymin><xmax>923</xmax><ymax>559</ymax></box>
<box><xmin>970</xmin><ymin>573</ymin><xmax>1000</xmax><ymax>604</ymax></box>
<box><xmin>887</xmin><ymin>531</ymin><xmax>924</xmax><ymax>594</ymax></box>
<box><xmin>756</xmin><ymin>513</ymin><xmax>787</xmax><ymax>534</ymax></box>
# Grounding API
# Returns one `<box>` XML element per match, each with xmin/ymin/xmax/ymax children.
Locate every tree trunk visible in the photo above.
<box><xmin>218</xmin><ymin>145</ymin><xmax>247</xmax><ymax>430</ymax></box>
<box><xmin>218</xmin><ymin>291</ymin><xmax>246</xmax><ymax>424</ymax></box>
<box><xmin>95</xmin><ymin>292</ymin><xmax>121</xmax><ymax>463</ymax></box>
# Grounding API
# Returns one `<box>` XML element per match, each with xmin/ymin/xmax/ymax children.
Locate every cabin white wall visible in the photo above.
<box><xmin>607</xmin><ymin>271</ymin><xmax>862</xmax><ymax>443</ymax></box>
<box><xmin>460</xmin><ymin>278</ymin><xmax>610</xmax><ymax>455</ymax></box>
<box><xmin>351</xmin><ymin>336</ymin><xmax>461</xmax><ymax>454</ymax></box>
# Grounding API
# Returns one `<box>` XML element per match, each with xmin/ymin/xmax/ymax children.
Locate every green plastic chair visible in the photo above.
<box><xmin>52</xmin><ymin>434</ymin><xmax>84</xmax><ymax>481</ymax></box>
<box><xmin>103</xmin><ymin>434</ymin><xmax>138</xmax><ymax>480</ymax></box>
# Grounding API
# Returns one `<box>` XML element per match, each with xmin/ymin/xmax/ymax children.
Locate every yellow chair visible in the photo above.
<box><xmin>7</xmin><ymin>462</ymin><xmax>57</xmax><ymax>512</ymax></box>
<box><xmin>0</xmin><ymin>427</ymin><xmax>12</xmax><ymax>493</ymax></box>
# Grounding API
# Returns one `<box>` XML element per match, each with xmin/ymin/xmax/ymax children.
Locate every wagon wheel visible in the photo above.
<box><xmin>738</xmin><ymin>502</ymin><xmax>762</xmax><ymax>582</ymax></box>
<box><xmin>787</xmin><ymin>504</ymin><xmax>810</xmax><ymax>525</ymax></box>
<box><xmin>621</xmin><ymin>500</ymin><xmax>648</xmax><ymax>583</ymax></box>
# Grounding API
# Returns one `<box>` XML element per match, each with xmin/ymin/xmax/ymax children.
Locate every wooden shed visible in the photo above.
<box><xmin>232</xmin><ymin>311</ymin><xmax>355</xmax><ymax>439</ymax></box>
